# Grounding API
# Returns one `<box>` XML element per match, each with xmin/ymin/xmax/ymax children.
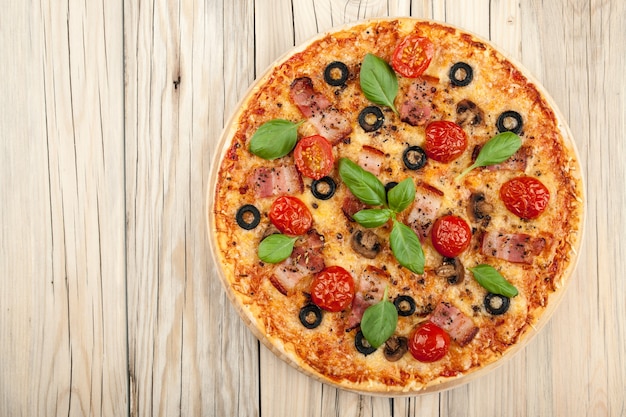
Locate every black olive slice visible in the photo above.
<box><xmin>358</xmin><ymin>106</ymin><xmax>385</xmax><ymax>132</ymax></box>
<box><xmin>394</xmin><ymin>295</ymin><xmax>416</xmax><ymax>317</ymax></box>
<box><xmin>496</xmin><ymin>110</ymin><xmax>523</xmax><ymax>135</ymax></box>
<box><xmin>311</xmin><ymin>176</ymin><xmax>337</xmax><ymax>200</ymax></box>
<box><xmin>324</xmin><ymin>61</ymin><xmax>349</xmax><ymax>86</ymax></box>
<box><xmin>484</xmin><ymin>293</ymin><xmax>510</xmax><ymax>315</ymax></box>
<box><xmin>355</xmin><ymin>330</ymin><xmax>377</xmax><ymax>356</ymax></box>
<box><xmin>385</xmin><ymin>181</ymin><xmax>398</xmax><ymax>193</ymax></box>
<box><xmin>449</xmin><ymin>62</ymin><xmax>474</xmax><ymax>87</ymax></box>
<box><xmin>385</xmin><ymin>181</ymin><xmax>398</xmax><ymax>204</ymax></box>
<box><xmin>402</xmin><ymin>145</ymin><xmax>427</xmax><ymax>170</ymax></box>
<box><xmin>235</xmin><ymin>204</ymin><xmax>261</xmax><ymax>230</ymax></box>
<box><xmin>299</xmin><ymin>304</ymin><xmax>323</xmax><ymax>329</ymax></box>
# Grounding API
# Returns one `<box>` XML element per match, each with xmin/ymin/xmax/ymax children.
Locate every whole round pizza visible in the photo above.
<box><xmin>208</xmin><ymin>18</ymin><xmax>584</xmax><ymax>394</ymax></box>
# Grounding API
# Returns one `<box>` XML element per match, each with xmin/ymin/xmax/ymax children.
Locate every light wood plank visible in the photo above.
<box><xmin>124</xmin><ymin>0</ymin><xmax>259</xmax><ymax>415</ymax></box>
<box><xmin>0</xmin><ymin>0</ymin><xmax>127</xmax><ymax>416</ymax></box>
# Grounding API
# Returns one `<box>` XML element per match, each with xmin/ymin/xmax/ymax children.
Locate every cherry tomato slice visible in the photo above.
<box><xmin>409</xmin><ymin>321</ymin><xmax>450</xmax><ymax>362</ymax></box>
<box><xmin>294</xmin><ymin>135</ymin><xmax>335</xmax><ymax>180</ymax></box>
<box><xmin>310</xmin><ymin>266</ymin><xmax>355</xmax><ymax>312</ymax></box>
<box><xmin>424</xmin><ymin>121</ymin><xmax>468</xmax><ymax>163</ymax></box>
<box><xmin>269</xmin><ymin>196</ymin><xmax>313</xmax><ymax>236</ymax></box>
<box><xmin>391</xmin><ymin>35</ymin><xmax>434</xmax><ymax>78</ymax></box>
<box><xmin>431</xmin><ymin>215</ymin><xmax>472</xmax><ymax>258</ymax></box>
<box><xmin>500</xmin><ymin>176</ymin><xmax>550</xmax><ymax>219</ymax></box>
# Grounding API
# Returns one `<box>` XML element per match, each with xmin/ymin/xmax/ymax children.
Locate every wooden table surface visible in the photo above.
<box><xmin>1</xmin><ymin>1</ymin><xmax>625</xmax><ymax>416</ymax></box>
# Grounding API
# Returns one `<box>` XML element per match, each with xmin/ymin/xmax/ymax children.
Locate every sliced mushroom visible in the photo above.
<box><xmin>469</xmin><ymin>191</ymin><xmax>494</xmax><ymax>227</ymax></box>
<box><xmin>383</xmin><ymin>335</ymin><xmax>408</xmax><ymax>362</ymax></box>
<box><xmin>351</xmin><ymin>230</ymin><xmax>381</xmax><ymax>259</ymax></box>
<box><xmin>455</xmin><ymin>99</ymin><xmax>484</xmax><ymax>127</ymax></box>
<box><xmin>435</xmin><ymin>257</ymin><xmax>465</xmax><ymax>284</ymax></box>
<box><xmin>262</xmin><ymin>224</ymin><xmax>281</xmax><ymax>239</ymax></box>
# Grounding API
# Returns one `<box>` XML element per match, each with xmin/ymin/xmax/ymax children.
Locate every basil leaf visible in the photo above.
<box><xmin>338</xmin><ymin>158</ymin><xmax>386</xmax><ymax>206</ymax></box>
<box><xmin>257</xmin><ymin>234</ymin><xmax>298</xmax><ymax>264</ymax></box>
<box><xmin>387</xmin><ymin>178</ymin><xmax>415</xmax><ymax>213</ymax></box>
<box><xmin>361</xmin><ymin>287</ymin><xmax>398</xmax><ymax>348</ymax></box>
<box><xmin>456</xmin><ymin>132</ymin><xmax>522</xmax><ymax>180</ymax></box>
<box><xmin>469</xmin><ymin>264</ymin><xmax>519</xmax><ymax>297</ymax></box>
<box><xmin>353</xmin><ymin>208</ymin><xmax>394</xmax><ymax>228</ymax></box>
<box><xmin>360</xmin><ymin>54</ymin><xmax>399</xmax><ymax>115</ymax></box>
<box><xmin>249</xmin><ymin>119</ymin><xmax>303</xmax><ymax>160</ymax></box>
<box><xmin>389</xmin><ymin>220</ymin><xmax>424</xmax><ymax>274</ymax></box>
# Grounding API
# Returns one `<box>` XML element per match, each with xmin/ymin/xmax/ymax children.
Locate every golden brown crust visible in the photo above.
<box><xmin>209</xmin><ymin>18</ymin><xmax>584</xmax><ymax>394</ymax></box>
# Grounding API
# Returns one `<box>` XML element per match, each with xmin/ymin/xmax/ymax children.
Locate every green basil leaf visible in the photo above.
<box><xmin>338</xmin><ymin>158</ymin><xmax>386</xmax><ymax>206</ymax></box>
<box><xmin>387</xmin><ymin>178</ymin><xmax>415</xmax><ymax>213</ymax></box>
<box><xmin>456</xmin><ymin>132</ymin><xmax>522</xmax><ymax>180</ymax></box>
<box><xmin>474</xmin><ymin>132</ymin><xmax>522</xmax><ymax>166</ymax></box>
<box><xmin>249</xmin><ymin>119</ymin><xmax>303</xmax><ymax>160</ymax></box>
<box><xmin>257</xmin><ymin>234</ymin><xmax>298</xmax><ymax>264</ymax></box>
<box><xmin>469</xmin><ymin>264</ymin><xmax>519</xmax><ymax>297</ymax></box>
<box><xmin>360</xmin><ymin>287</ymin><xmax>398</xmax><ymax>348</ymax></box>
<box><xmin>353</xmin><ymin>208</ymin><xmax>394</xmax><ymax>228</ymax></box>
<box><xmin>360</xmin><ymin>54</ymin><xmax>399</xmax><ymax>115</ymax></box>
<box><xmin>389</xmin><ymin>220</ymin><xmax>424</xmax><ymax>274</ymax></box>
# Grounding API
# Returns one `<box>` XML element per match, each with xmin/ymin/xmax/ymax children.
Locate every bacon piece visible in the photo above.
<box><xmin>291</xmin><ymin>229</ymin><xmax>325</xmax><ymax>273</ymax></box>
<box><xmin>269</xmin><ymin>229</ymin><xmax>325</xmax><ymax>295</ymax></box>
<box><xmin>248</xmin><ymin>165</ymin><xmax>303</xmax><ymax>198</ymax></box>
<box><xmin>289</xmin><ymin>77</ymin><xmax>332</xmax><ymax>117</ymax></box>
<box><xmin>399</xmin><ymin>76</ymin><xmax>438</xmax><ymax>127</ymax></box>
<box><xmin>310</xmin><ymin>108</ymin><xmax>353</xmax><ymax>144</ymax></box>
<box><xmin>429</xmin><ymin>301</ymin><xmax>478</xmax><ymax>346</ymax></box>
<box><xmin>481</xmin><ymin>231</ymin><xmax>546</xmax><ymax>264</ymax></box>
<box><xmin>358</xmin><ymin>145</ymin><xmax>385</xmax><ymax>175</ymax></box>
<box><xmin>346</xmin><ymin>265</ymin><xmax>389</xmax><ymax>330</ymax></box>
<box><xmin>289</xmin><ymin>77</ymin><xmax>352</xmax><ymax>144</ymax></box>
<box><xmin>406</xmin><ymin>183</ymin><xmax>444</xmax><ymax>240</ymax></box>
<box><xmin>341</xmin><ymin>190</ymin><xmax>367</xmax><ymax>221</ymax></box>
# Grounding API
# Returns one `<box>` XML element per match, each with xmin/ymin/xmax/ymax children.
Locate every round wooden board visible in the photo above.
<box><xmin>206</xmin><ymin>18</ymin><xmax>585</xmax><ymax>395</ymax></box>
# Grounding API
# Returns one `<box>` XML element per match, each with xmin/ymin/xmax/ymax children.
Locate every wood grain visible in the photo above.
<box><xmin>0</xmin><ymin>0</ymin><xmax>624</xmax><ymax>416</ymax></box>
<box><xmin>0</xmin><ymin>0</ymin><xmax>127</xmax><ymax>416</ymax></box>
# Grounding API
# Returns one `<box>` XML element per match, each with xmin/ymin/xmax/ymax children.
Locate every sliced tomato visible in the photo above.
<box><xmin>431</xmin><ymin>215</ymin><xmax>472</xmax><ymax>258</ymax></box>
<box><xmin>310</xmin><ymin>266</ymin><xmax>355</xmax><ymax>312</ymax></box>
<box><xmin>500</xmin><ymin>176</ymin><xmax>550</xmax><ymax>219</ymax></box>
<box><xmin>269</xmin><ymin>196</ymin><xmax>313</xmax><ymax>236</ymax></box>
<box><xmin>294</xmin><ymin>135</ymin><xmax>334</xmax><ymax>180</ymax></box>
<box><xmin>424</xmin><ymin>121</ymin><xmax>468</xmax><ymax>163</ymax></box>
<box><xmin>391</xmin><ymin>35</ymin><xmax>434</xmax><ymax>78</ymax></box>
<box><xmin>408</xmin><ymin>321</ymin><xmax>450</xmax><ymax>362</ymax></box>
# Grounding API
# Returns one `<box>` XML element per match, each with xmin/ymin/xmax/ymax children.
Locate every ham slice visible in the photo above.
<box><xmin>358</xmin><ymin>145</ymin><xmax>385</xmax><ymax>175</ymax></box>
<box><xmin>399</xmin><ymin>76</ymin><xmax>438</xmax><ymax>127</ymax></box>
<box><xmin>248</xmin><ymin>165</ymin><xmax>303</xmax><ymax>198</ymax></box>
<box><xmin>480</xmin><ymin>231</ymin><xmax>546</xmax><ymax>264</ymax></box>
<box><xmin>429</xmin><ymin>301</ymin><xmax>478</xmax><ymax>346</ymax></box>
<box><xmin>269</xmin><ymin>229</ymin><xmax>325</xmax><ymax>295</ymax></box>
<box><xmin>289</xmin><ymin>77</ymin><xmax>332</xmax><ymax>118</ymax></box>
<box><xmin>346</xmin><ymin>265</ymin><xmax>389</xmax><ymax>330</ymax></box>
<box><xmin>289</xmin><ymin>77</ymin><xmax>352</xmax><ymax>144</ymax></box>
<box><xmin>406</xmin><ymin>183</ymin><xmax>444</xmax><ymax>240</ymax></box>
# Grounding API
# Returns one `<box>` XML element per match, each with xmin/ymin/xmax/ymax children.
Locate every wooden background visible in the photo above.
<box><xmin>1</xmin><ymin>0</ymin><xmax>624</xmax><ymax>416</ymax></box>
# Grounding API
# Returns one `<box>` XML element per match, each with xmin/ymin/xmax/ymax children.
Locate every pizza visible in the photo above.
<box><xmin>208</xmin><ymin>18</ymin><xmax>584</xmax><ymax>394</ymax></box>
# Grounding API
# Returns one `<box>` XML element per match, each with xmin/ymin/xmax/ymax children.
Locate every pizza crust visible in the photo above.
<box><xmin>207</xmin><ymin>18</ymin><xmax>584</xmax><ymax>395</ymax></box>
